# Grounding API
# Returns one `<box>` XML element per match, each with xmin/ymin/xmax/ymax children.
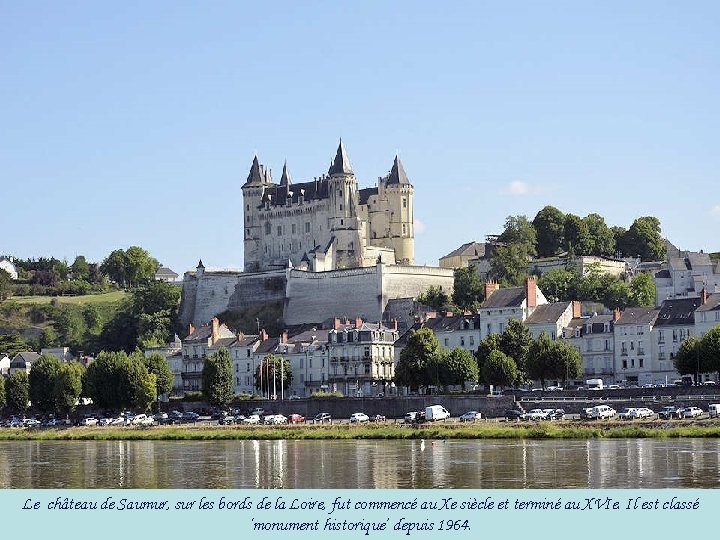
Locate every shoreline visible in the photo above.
<box><xmin>2</xmin><ymin>420</ymin><xmax>720</xmax><ymax>441</ymax></box>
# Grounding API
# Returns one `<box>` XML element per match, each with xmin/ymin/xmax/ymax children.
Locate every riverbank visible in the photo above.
<box><xmin>2</xmin><ymin>420</ymin><xmax>720</xmax><ymax>441</ymax></box>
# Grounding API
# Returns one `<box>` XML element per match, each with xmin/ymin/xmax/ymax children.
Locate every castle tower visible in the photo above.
<box><xmin>327</xmin><ymin>140</ymin><xmax>362</xmax><ymax>268</ymax></box>
<box><xmin>241</xmin><ymin>155</ymin><xmax>271</xmax><ymax>272</ymax></box>
<box><xmin>384</xmin><ymin>154</ymin><xmax>414</xmax><ymax>264</ymax></box>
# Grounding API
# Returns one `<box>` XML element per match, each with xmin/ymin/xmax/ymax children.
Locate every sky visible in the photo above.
<box><xmin>2</xmin><ymin>1</ymin><xmax>719</xmax><ymax>275</ymax></box>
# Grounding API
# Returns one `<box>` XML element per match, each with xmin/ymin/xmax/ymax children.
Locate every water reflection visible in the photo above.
<box><xmin>1</xmin><ymin>439</ymin><xmax>719</xmax><ymax>489</ymax></box>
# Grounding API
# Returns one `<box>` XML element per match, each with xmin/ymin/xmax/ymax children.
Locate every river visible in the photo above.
<box><xmin>1</xmin><ymin>439</ymin><xmax>719</xmax><ymax>488</ymax></box>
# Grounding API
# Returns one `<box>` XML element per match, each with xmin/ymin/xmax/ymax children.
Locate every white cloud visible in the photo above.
<box><xmin>414</xmin><ymin>218</ymin><xmax>426</xmax><ymax>234</ymax></box>
<box><xmin>502</xmin><ymin>180</ymin><xmax>530</xmax><ymax>196</ymax></box>
<box><xmin>712</xmin><ymin>205</ymin><xmax>720</xmax><ymax>222</ymax></box>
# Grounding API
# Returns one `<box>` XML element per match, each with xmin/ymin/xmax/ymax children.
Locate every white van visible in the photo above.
<box><xmin>425</xmin><ymin>405</ymin><xmax>450</xmax><ymax>421</ymax></box>
<box><xmin>709</xmin><ymin>404</ymin><xmax>720</xmax><ymax>418</ymax></box>
<box><xmin>588</xmin><ymin>405</ymin><xmax>616</xmax><ymax>419</ymax></box>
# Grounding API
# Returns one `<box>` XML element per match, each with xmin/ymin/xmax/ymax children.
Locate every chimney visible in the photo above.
<box><xmin>484</xmin><ymin>280</ymin><xmax>500</xmax><ymax>300</ymax></box>
<box><xmin>425</xmin><ymin>311</ymin><xmax>437</xmax><ymax>320</ymax></box>
<box><xmin>572</xmin><ymin>300</ymin><xmax>582</xmax><ymax>318</ymax></box>
<box><xmin>236</xmin><ymin>332</ymin><xmax>245</xmax><ymax>341</ymax></box>
<box><xmin>281</xmin><ymin>330</ymin><xmax>288</xmax><ymax>344</ymax></box>
<box><xmin>390</xmin><ymin>318</ymin><xmax>398</xmax><ymax>330</ymax></box>
<box><xmin>260</xmin><ymin>329</ymin><xmax>268</xmax><ymax>341</ymax></box>
<box><xmin>613</xmin><ymin>308</ymin><xmax>622</xmax><ymax>322</ymax></box>
<box><xmin>525</xmin><ymin>277</ymin><xmax>537</xmax><ymax>308</ymax></box>
<box><xmin>211</xmin><ymin>317</ymin><xmax>220</xmax><ymax>345</ymax></box>
<box><xmin>701</xmin><ymin>288</ymin><xmax>708</xmax><ymax>305</ymax></box>
<box><xmin>355</xmin><ymin>317</ymin><xmax>363</xmax><ymax>329</ymax></box>
<box><xmin>187</xmin><ymin>323</ymin><xmax>195</xmax><ymax>336</ymax></box>
<box><xmin>333</xmin><ymin>318</ymin><xmax>341</xmax><ymax>330</ymax></box>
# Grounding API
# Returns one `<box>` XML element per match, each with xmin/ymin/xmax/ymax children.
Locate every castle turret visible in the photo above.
<box><xmin>242</xmin><ymin>156</ymin><xmax>270</xmax><ymax>272</ymax></box>
<box><xmin>327</xmin><ymin>140</ymin><xmax>362</xmax><ymax>268</ymax></box>
<box><xmin>375</xmin><ymin>154</ymin><xmax>414</xmax><ymax>264</ymax></box>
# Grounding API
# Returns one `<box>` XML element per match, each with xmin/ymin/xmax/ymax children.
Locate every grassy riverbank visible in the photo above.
<box><xmin>2</xmin><ymin>420</ymin><xmax>720</xmax><ymax>441</ymax></box>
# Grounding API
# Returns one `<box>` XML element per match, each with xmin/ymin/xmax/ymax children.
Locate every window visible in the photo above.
<box><xmin>460</xmin><ymin>337</ymin><xmax>465</xmax><ymax>347</ymax></box>
<box><xmin>469</xmin><ymin>336</ymin><xmax>474</xmax><ymax>346</ymax></box>
<box><xmin>265</xmin><ymin>222</ymin><xmax>271</xmax><ymax>235</ymax></box>
<box><xmin>639</xmin><ymin>359</ymin><xmax>644</xmax><ymax>368</ymax></box>
<box><xmin>402</xmin><ymin>198</ymin><xmax>407</xmax><ymax>208</ymax></box>
<box><xmin>339</xmin><ymin>204</ymin><xmax>343</xmax><ymax>211</ymax></box>
<box><xmin>300</xmin><ymin>358</ymin><xmax>304</xmax><ymax>368</ymax></box>
<box><xmin>623</xmin><ymin>359</ymin><xmax>627</xmax><ymax>369</ymax></box>
<box><xmin>444</xmin><ymin>338</ymin><xmax>449</xmax><ymax>347</ymax></box>
<box><xmin>309</xmin><ymin>358</ymin><xmax>313</xmax><ymax>369</ymax></box>
<box><xmin>631</xmin><ymin>359</ymin><xmax>635</xmax><ymax>368</ymax></box>
<box><xmin>277</xmin><ymin>226</ymin><xmax>282</xmax><ymax>236</ymax></box>
<box><xmin>246</xmin><ymin>363</ymin><xmax>250</xmax><ymax>371</ymax></box>
<box><xmin>305</xmin><ymin>222</ymin><xmax>311</xmax><ymax>233</ymax></box>
<box><xmin>402</xmin><ymin>224</ymin><xmax>406</xmax><ymax>235</ymax></box>
<box><xmin>292</xmin><ymin>224</ymin><xmax>296</xmax><ymax>234</ymax></box>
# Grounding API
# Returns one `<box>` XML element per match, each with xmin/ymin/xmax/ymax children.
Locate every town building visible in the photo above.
<box><xmin>180</xmin><ymin>318</ymin><xmax>236</xmax><ymax>392</ymax></box>
<box><xmin>154</xmin><ymin>266</ymin><xmax>179</xmax><ymax>282</ymax></box>
<box><xmin>654</xmin><ymin>251</ymin><xmax>720</xmax><ymax>306</ymax></box>
<box><xmin>8</xmin><ymin>351</ymin><xmax>40</xmax><ymax>375</ymax></box>
<box><xmin>479</xmin><ymin>277</ymin><xmax>547</xmax><ymax>339</ymax></box>
<box><xmin>0</xmin><ymin>353</ymin><xmax>10</xmax><ymax>376</ymax></box>
<box><xmin>652</xmin><ymin>297</ymin><xmax>702</xmax><ymax>384</ymax></box>
<box><xmin>613</xmin><ymin>307</ymin><xmax>660</xmax><ymax>386</ymax></box>
<box><xmin>695</xmin><ymin>291</ymin><xmax>720</xmax><ymax>337</ymax></box>
<box><xmin>525</xmin><ymin>301</ymin><xmax>581</xmax><ymax>341</ymax></box>
<box><xmin>565</xmin><ymin>311</ymin><xmax>618</xmax><ymax>383</ymax></box>
<box><xmin>0</xmin><ymin>256</ymin><xmax>18</xmax><ymax>280</ymax></box>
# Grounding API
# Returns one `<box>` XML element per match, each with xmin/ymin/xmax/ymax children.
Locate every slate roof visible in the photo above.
<box><xmin>696</xmin><ymin>293</ymin><xmax>720</xmax><ymax>312</ymax></box>
<box><xmin>328</xmin><ymin>140</ymin><xmax>353</xmax><ymax>176</ymax></box>
<box><xmin>524</xmin><ymin>302</ymin><xmax>571</xmax><ymax>325</ymax></box>
<box><xmin>261</xmin><ymin>178</ymin><xmax>330</xmax><ymax>206</ymax></box>
<box><xmin>481</xmin><ymin>287</ymin><xmax>525</xmax><ymax>309</ymax></box>
<box><xmin>615</xmin><ymin>307</ymin><xmax>660</xmax><ymax>326</ymax></box>
<box><xmin>393</xmin><ymin>314</ymin><xmax>480</xmax><ymax>348</ymax></box>
<box><xmin>359</xmin><ymin>187</ymin><xmax>378</xmax><ymax>205</ymax></box>
<box><xmin>669</xmin><ymin>257</ymin><xmax>690</xmax><ymax>271</ymax></box>
<box><xmin>210</xmin><ymin>337</ymin><xmax>236</xmax><ymax>349</ymax></box>
<box><xmin>230</xmin><ymin>335</ymin><xmax>260</xmax><ymax>348</ymax></box>
<box><xmin>687</xmin><ymin>252</ymin><xmax>712</xmax><ymax>268</ymax></box>
<box><xmin>654</xmin><ymin>269</ymin><xmax>671</xmax><ymax>279</ymax></box>
<box><xmin>255</xmin><ymin>337</ymin><xmax>280</xmax><ymax>354</ymax></box>
<box><xmin>184</xmin><ymin>326</ymin><xmax>213</xmax><ymax>343</ymax></box>
<box><xmin>441</xmin><ymin>242</ymin><xmax>489</xmax><ymax>260</ymax></box>
<box><xmin>386</xmin><ymin>155</ymin><xmax>410</xmax><ymax>185</ymax></box>
<box><xmin>279</xmin><ymin>161</ymin><xmax>291</xmax><ymax>186</ymax></box>
<box><xmin>155</xmin><ymin>266</ymin><xmax>178</xmax><ymax>278</ymax></box>
<box><xmin>655</xmin><ymin>298</ymin><xmax>701</xmax><ymax>326</ymax></box>
<box><xmin>10</xmin><ymin>351</ymin><xmax>40</xmax><ymax>368</ymax></box>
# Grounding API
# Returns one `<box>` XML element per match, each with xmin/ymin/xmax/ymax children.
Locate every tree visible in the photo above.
<box><xmin>452</xmin><ymin>266</ymin><xmax>484</xmax><ymax>311</ymax></box>
<box><xmin>100</xmin><ymin>249</ymin><xmax>128</xmax><ymax>287</ymax></box>
<box><xmin>475</xmin><ymin>333</ymin><xmax>502</xmax><ymax>385</ymax></box>
<box><xmin>28</xmin><ymin>354</ymin><xmax>63</xmax><ymax>413</ymax></box>
<box><xmin>500</xmin><ymin>319</ymin><xmax>533</xmax><ymax>375</ymax></box>
<box><xmin>84</xmin><ymin>350</ymin><xmax>156</xmax><ymax>410</ymax></box>
<box><xmin>53</xmin><ymin>306</ymin><xmax>87</xmax><ymax>352</ymax></box>
<box><xmin>137</xmin><ymin>310</ymin><xmax>175</xmax><ymax>349</ymax></box>
<box><xmin>489</xmin><ymin>244</ymin><xmax>531</xmax><ymax>287</ymax></box>
<box><xmin>54</xmin><ymin>361</ymin><xmax>84</xmax><ymax>416</ymax></box>
<box><xmin>700</xmin><ymin>326</ymin><xmax>720</xmax><ymax>378</ymax></box>
<box><xmin>0</xmin><ymin>333</ymin><xmax>31</xmax><ymax>358</ymax></box>
<box><xmin>600</xmin><ymin>277</ymin><xmax>630</xmax><ymax>310</ymax></box>
<box><xmin>533</xmin><ymin>205</ymin><xmax>565</xmax><ymax>257</ymax></box>
<box><xmin>564</xmin><ymin>213</ymin><xmax>593</xmax><ymax>255</ymax></box>
<box><xmin>537</xmin><ymin>268</ymin><xmax>576</xmax><ymax>302</ymax></box>
<box><xmin>202</xmin><ymin>348</ymin><xmax>233</xmax><ymax>408</ymax></box>
<box><xmin>498</xmin><ymin>215</ymin><xmax>537</xmax><ymax>256</ymax></box>
<box><xmin>629</xmin><ymin>272</ymin><xmax>656</xmax><ymax>307</ymax></box>
<box><xmin>70</xmin><ymin>255</ymin><xmax>90</xmax><ymax>281</ymax></box>
<box><xmin>0</xmin><ymin>268</ymin><xmax>12</xmax><ymax>301</ymax></box>
<box><xmin>98</xmin><ymin>312</ymin><xmax>139</xmax><ymax>353</ymax></box>
<box><xmin>417</xmin><ymin>286</ymin><xmax>455</xmax><ymax>312</ymax></box>
<box><xmin>0</xmin><ymin>374</ymin><xmax>5</xmax><ymax>409</ymax></box>
<box><xmin>125</xmin><ymin>246</ymin><xmax>160</xmax><ymax>288</ymax></box>
<box><xmin>122</xmin><ymin>352</ymin><xmax>157</xmax><ymax>411</ymax></box>
<box><xmin>674</xmin><ymin>336</ymin><xmax>701</xmax><ymax>382</ymax></box>
<box><xmin>622</xmin><ymin>217</ymin><xmax>666</xmax><ymax>261</ymax></box>
<box><xmin>482</xmin><ymin>349</ymin><xmax>518</xmax><ymax>387</ymax></box>
<box><xmin>395</xmin><ymin>328</ymin><xmax>442</xmax><ymax>391</ymax></box>
<box><xmin>145</xmin><ymin>352</ymin><xmax>174</xmax><ymax>398</ymax></box>
<box><xmin>583</xmin><ymin>213</ymin><xmax>615</xmax><ymax>256</ymax></box>
<box><xmin>438</xmin><ymin>348</ymin><xmax>478</xmax><ymax>390</ymax></box>
<box><xmin>254</xmin><ymin>354</ymin><xmax>292</xmax><ymax>396</ymax></box>
<box><xmin>552</xmin><ymin>339</ymin><xmax>583</xmax><ymax>384</ymax></box>
<box><xmin>527</xmin><ymin>332</ymin><xmax>555</xmax><ymax>388</ymax></box>
<box><xmin>6</xmin><ymin>370</ymin><xmax>29</xmax><ymax>413</ymax></box>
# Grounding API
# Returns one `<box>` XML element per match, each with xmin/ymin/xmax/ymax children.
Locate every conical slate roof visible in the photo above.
<box><xmin>386</xmin><ymin>154</ymin><xmax>409</xmax><ymax>185</ymax></box>
<box><xmin>246</xmin><ymin>155</ymin><xmax>264</xmax><ymax>185</ymax></box>
<box><xmin>280</xmin><ymin>161</ymin><xmax>292</xmax><ymax>186</ymax></box>
<box><xmin>328</xmin><ymin>139</ymin><xmax>353</xmax><ymax>176</ymax></box>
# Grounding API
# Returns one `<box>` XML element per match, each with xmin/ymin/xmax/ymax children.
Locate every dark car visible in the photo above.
<box><xmin>504</xmin><ymin>410</ymin><xmax>524</xmax><ymax>421</ymax></box>
<box><xmin>181</xmin><ymin>411</ymin><xmax>200</xmax><ymax>423</ymax></box>
<box><xmin>658</xmin><ymin>406</ymin><xmax>681</xmax><ymax>420</ymax></box>
<box><xmin>579</xmin><ymin>408</ymin><xmax>593</xmax><ymax>420</ymax></box>
<box><xmin>546</xmin><ymin>409</ymin><xmax>565</xmax><ymax>420</ymax></box>
<box><xmin>313</xmin><ymin>413</ymin><xmax>332</xmax><ymax>423</ymax></box>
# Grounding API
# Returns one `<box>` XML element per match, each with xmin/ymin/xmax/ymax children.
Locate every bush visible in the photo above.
<box><xmin>310</xmin><ymin>390</ymin><xmax>343</xmax><ymax>398</ymax></box>
<box><xmin>183</xmin><ymin>391</ymin><xmax>204</xmax><ymax>402</ymax></box>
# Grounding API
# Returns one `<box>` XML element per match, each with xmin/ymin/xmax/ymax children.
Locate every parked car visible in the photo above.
<box><xmin>404</xmin><ymin>411</ymin><xmax>421</xmax><ymax>424</ymax></box>
<box><xmin>709</xmin><ymin>404</ymin><xmax>720</xmax><ymax>418</ymax></box>
<box><xmin>587</xmin><ymin>405</ymin><xmax>616</xmax><ymax>419</ymax></box>
<box><xmin>110</xmin><ymin>417</ymin><xmax>125</xmax><ymax>426</ymax></box>
<box><xmin>522</xmin><ymin>409</ymin><xmax>548</xmax><ymax>421</ymax></box>
<box><xmin>350</xmin><ymin>412</ymin><xmax>370</xmax><ymax>423</ymax></box>
<box><xmin>546</xmin><ymin>386</ymin><xmax>564</xmax><ymax>392</ymax></box>
<box><xmin>98</xmin><ymin>417</ymin><xmax>114</xmax><ymax>426</ymax></box>
<box><xmin>313</xmin><ymin>413</ymin><xmax>332</xmax><ymax>424</ymax></box>
<box><xmin>633</xmin><ymin>407</ymin><xmax>655</xmax><ymax>419</ymax></box>
<box><xmin>658</xmin><ymin>406</ymin><xmax>682</xmax><ymax>420</ymax></box>
<box><xmin>181</xmin><ymin>411</ymin><xmax>200</xmax><ymax>423</ymax></box>
<box><xmin>218</xmin><ymin>415</ymin><xmax>236</xmax><ymax>425</ymax></box>
<box><xmin>8</xmin><ymin>417</ymin><xmax>24</xmax><ymax>428</ymax></box>
<box><xmin>81</xmin><ymin>417</ymin><xmax>99</xmax><ymax>426</ymax></box>
<box><xmin>251</xmin><ymin>408</ymin><xmax>265</xmax><ymax>417</ymax></box>
<box><xmin>544</xmin><ymin>409</ymin><xmax>565</xmax><ymax>420</ymax></box>
<box><xmin>372</xmin><ymin>414</ymin><xmax>386</xmax><ymax>422</ymax></box>
<box><xmin>459</xmin><ymin>411</ymin><xmax>483</xmax><ymax>422</ymax></box>
<box><xmin>243</xmin><ymin>414</ymin><xmax>261</xmax><ymax>424</ymax></box>
<box><xmin>683</xmin><ymin>407</ymin><xmax>703</xmax><ymax>418</ymax></box>
<box><xmin>267</xmin><ymin>414</ymin><xmax>288</xmax><ymax>425</ymax></box>
<box><xmin>618</xmin><ymin>407</ymin><xmax>638</xmax><ymax>420</ymax></box>
<box><xmin>505</xmin><ymin>409</ymin><xmax>524</xmax><ymax>421</ymax></box>
<box><xmin>288</xmin><ymin>413</ymin><xmax>305</xmax><ymax>424</ymax></box>
<box><xmin>579</xmin><ymin>408</ymin><xmax>594</xmax><ymax>420</ymax></box>
<box><xmin>23</xmin><ymin>418</ymin><xmax>41</xmax><ymax>428</ymax></box>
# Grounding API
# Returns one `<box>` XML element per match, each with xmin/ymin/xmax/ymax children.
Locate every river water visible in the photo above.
<box><xmin>1</xmin><ymin>439</ymin><xmax>719</xmax><ymax>489</ymax></box>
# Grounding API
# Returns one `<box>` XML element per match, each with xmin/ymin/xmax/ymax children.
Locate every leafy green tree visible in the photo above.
<box><xmin>254</xmin><ymin>353</ymin><xmax>292</xmax><ymax>395</ymax></box>
<box><xmin>475</xmin><ymin>333</ymin><xmax>502</xmax><ymax>384</ymax></box>
<box><xmin>137</xmin><ymin>310</ymin><xmax>175</xmax><ymax>349</ymax></box>
<box><xmin>53</xmin><ymin>306</ymin><xmax>87</xmax><ymax>351</ymax></box>
<box><xmin>54</xmin><ymin>361</ymin><xmax>84</xmax><ymax>416</ymax></box>
<box><xmin>28</xmin><ymin>354</ymin><xmax>64</xmax><ymax>413</ymax></box>
<box><xmin>583</xmin><ymin>213</ymin><xmax>615</xmax><ymax>256</ymax></box>
<box><xmin>489</xmin><ymin>244</ymin><xmax>531</xmax><ymax>287</ymax></box>
<box><xmin>0</xmin><ymin>334</ymin><xmax>31</xmax><ymax>358</ymax></box>
<box><xmin>452</xmin><ymin>266</ymin><xmax>484</xmax><ymax>311</ymax></box>
<box><xmin>100</xmin><ymin>249</ymin><xmax>128</xmax><ymax>287</ymax></box>
<box><xmin>673</xmin><ymin>336</ymin><xmax>701</xmax><ymax>381</ymax></box>
<box><xmin>527</xmin><ymin>332</ymin><xmax>555</xmax><ymax>388</ymax></box>
<box><xmin>0</xmin><ymin>374</ymin><xmax>5</xmax><ymax>409</ymax></box>
<box><xmin>629</xmin><ymin>272</ymin><xmax>656</xmax><ymax>307</ymax></box>
<box><xmin>38</xmin><ymin>327</ymin><xmax>60</xmax><ymax>349</ymax></box>
<box><xmin>145</xmin><ymin>352</ymin><xmax>175</xmax><ymax>398</ymax></box>
<box><xmin>84</xmin><ymin>351</ymin><xmax>156</xmax><ymax>410</ymax></box>
<box><xmin>6</xmin><ymin>370</ymin><xmax>29</xmax><ymax>413</ymax></box>
<box><xmin>70</xmin><ymin>256</ymin><xmax>90</xmax><ymax>281</ymax></box>
<box><xmin>131</xmin><ymin>280</ymin><xmax>181</xmax><ymax>316</ymax></box>
<box><xmin>498</xmin><ymin>215</ymin><xmax>537</xmax><ymax>256</ymax></box>
<box><xmin>564</xmin><ymin>214</ymin><xmax>593</xmax><ymax>255</ymax></box>
<box><xmin>621</xmin><ymin>217</ymin><xmax>666</xmax><ymax>261</ymax></box>
<box><xmin>125</xmin><ymin>246</ymin><xmax>160</xmax><ymax>288</ymax></box>
<box><xmin>437</xmin><ymin>348</ymin><xmax>478</xmax><ymax>390</ymax></box>
<box><xmin>123</xmin><ymin>352</ymin><xmax>157</xmax><ymax>411</ymax></box>
<box><xmin>395</xmin><ymin>328</ymin><xmax>442</xmax><ymax>391</ymax></box>
<box><xmin>482</xmin><ymin>349</ymin><xmax>518</xmax><ymax>387</ymax></box>
<box><xmin>202</xmin><ymin>348</ymin><xmax>233</xmax><ymax>408</ymax></box>
<box><xmin>537</xmin><ymin>268</ymin><xmax>576</xmax><ymax>302</ymax></box>
<box><xmin>417</xmin><ymin>286</ymin><xmax>455</xmax><ymax>312</ymax></box>
<box><xmin>533</xmin><ymin>205</ymin><xmax>565</xmax><ymax>257</ymax></box>
<box><xmin>98</xmin><ymin>312</ymin><xmax>139</xmax><ymax>353</ymax></box>
<box><xmin>82</xmin><ymin>305</ymin><xmax>102</xmax><ymax>332</ymax></box>
<box><xmin>0</xmin><ymin>268</ymin><xmax>12</xmax><ymax>301</ymax></box>
<box><xmin>600</xmin><ymin>277</ymin><xmax>631</xmax><ymax>310</ymax></box>
<box><xmin>700</xmin><ymin>326</ymin><xmax>720</xmax><ymax>377</ymax></box>
<box><xmin>552</xmin><ymin>339</ymin><xmax>583</xmax><ymax>384</ymax></box>
<box><xmin>500</xmin><ymin>319</ymin><xmax>533</xmax><ymax>375</ymax></box>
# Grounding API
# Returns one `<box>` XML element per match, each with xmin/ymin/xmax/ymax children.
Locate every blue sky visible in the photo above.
<box><xmin>2</xmin><ymin>1</ymin><xmax>719</xmax><ymax>275</ymax></box>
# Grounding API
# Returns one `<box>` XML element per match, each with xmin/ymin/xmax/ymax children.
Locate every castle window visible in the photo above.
<box><xmin>339</xmin><ymin>204</ymin><xmax>343</xmax><ymax>211</ymax></box>
<box><xmin>340</xmin><ymin>219</ymin><xmax>344</xmax><ymax>226</ymax></box>
<box><xmin>305</xmin><ymin>222</ymin><xmax>311</xmax><ymax>233</ymax></box>
<box><xmin>265</xmin><ymin>222</ymin><xmax>271</xmax><ymax>235</ymax></box>
<box><xmin>246</xmin><ymin>204</ymin><xmax>249</xmax><ymax>211</ymax></box>
<box><xmin>292</xmin><ymin>224</ymin><xmax>296</xmax><ymax>234</ymax></box>
<box><xmin>402</xmin><ymin>198</ymin><xmax>407</xmax><ymax>208</ymax></box>
<box><xmin>277</xmin><ymin>226</ymin><xmax>282</xmax><ymax>236</ymax></box>
<box><xmin>402</xmin><ymin>224</ymin><xmax>406</xmax><ymax>235</ymax></box>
